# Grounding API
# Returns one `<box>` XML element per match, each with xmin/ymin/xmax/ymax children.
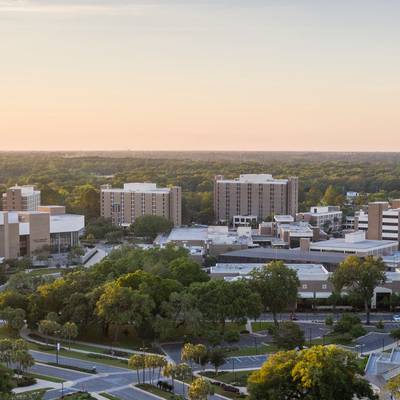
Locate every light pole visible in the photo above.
<box><xmin>254</xmin><ymin>336</ymin><xmax>258</xmax><ymax>355</ymax></box>
<box><xmin>232</xmin><ymin>357</ymin><xmax>236</xmax><ymax>383</ymax></box>
<box><xmin>56</xmin><ymin>342</ymin><xmax>60</xmax><ymax>365</ymax></box>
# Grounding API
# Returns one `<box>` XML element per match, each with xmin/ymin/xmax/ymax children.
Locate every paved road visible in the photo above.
<box><xmin>355</xmin><ymin>332</ymin><xmax>397</xmax><ymax>353</ymax></box>
<box><xmin>259</xmin><ymin>312</ymin><xmax>400</xmax><ymax>323</ymax></box>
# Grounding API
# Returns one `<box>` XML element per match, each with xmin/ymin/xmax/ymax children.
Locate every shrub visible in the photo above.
<box><xmin>325</xmin><ymin>316</ymin><xmax>334</xmax><ymax>326</ymax></box>
<box><xmin>333</xmin><ymin>314</ymin><xmax>361</xmax><ymax>334</ymax></box>
<box><xmin>272</xmin><ymin>321</ymin><xmax>305</xmax><ymax>350</ymax></box>
<box><xmin>375</xmin><ymin>320</ymin><xmax>384</xmax><ymax>330</ymax></box>
<box><xmin>224</xmin><ymin>330</ymin><xmax>240</xmax><ymax>343</ymax></box>
<box><xmin>13</xmin><ymin>375</ymin><xmax>37</xmax><ymax>387</ymax></box>
<box><xmin>206</xmin><ymin>330</ymin><xmax>222</xmax><ymax>346</ymax></box>
<box><xmin>350</xmin><ymin>325</ymin><xmax>366</xmax><ymax>338</ymax></box>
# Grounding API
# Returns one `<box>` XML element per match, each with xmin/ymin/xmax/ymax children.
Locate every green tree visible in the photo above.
<box><xmin>272</xmin><ymin>321</ymin><xmax>305</xmax><ymax>350</ymax></box>
<box><xmin>248</xmin><ymin>345</ymin><xmax>377</xmax><ymax>400</ymax></box>
<box><xmin>249</xmin><ymin>261</ymin><xmax>299</xmax><ymax>326</ymax></box>
<box><xmin>331</xmin><ymin>256</ymin><xmax>386</xmax><ymax>325</ymax></box>
<box><xmin>128</xmin><ymin>354</ymin><xmax>145</xmax><ymax>384</ymax></box>
<box><xmin>132</xmin><ymin>215</ymin><xmax>173</xmax><ymax>240</ymax></box>
<box><xmin>386</xmin><ymin>375</ymin><xmax>400</xmax><ymax>399</ymax></box>
<box><xmin>168</xmin><ymin>257</ymin><xmax>209</xmax><ymax>286</ymax></box>
<box><xmin>322</xmin><ymin>185</ymin><xmax>344</xmax><ymax>206</ymax></box>
<box><xmin>208</xmin><ymin>347</ymin><xmax>226</xmax><ymax>376</ymax></box>
<box><xmin>38</xmin><ymin>319</ymin><xmax>61</xmax><ymax>344</ymax></box>
<box><xmin>61</xmin><ymin>322</ymin><xmax>78</xmax><ymax>350</ymax></box>
<box><xmin>95</xmin><ymin>282</ymin><xmax>154</xmax><ymax>341</ymax></box>
<box><xmin>0</xmin><ymin>364</ymin><xmax>14</xmax><ymax>395</ymax></box>
<box><xmin>188</xmin><ymin>377</ymin><xmax>213</xmax><ymax>400</ymax></box>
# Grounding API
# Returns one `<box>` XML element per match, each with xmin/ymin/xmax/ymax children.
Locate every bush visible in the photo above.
<box><xmin>272</xmin><ymin>321</ymin><xmax>305</xmax><ymax>350</ymax></box>
<box><xmin>375</xmin><ymin>320</ymin><xmax>384</xmax><ymax>330</ymax></box>
<box><xmin>333</xmin><ymin>314</ymin><xmax>361</xmax><ymax>334</ymax></box>
<box><xmin>224</xmin><ymin>330</ymin><xmax>240</xmax><ymax>343</ymax></box>
<box><xmin>325</xmin><ymin>316</ymin><xmax>334</xmax><ymax>326</ymax></box>
<box><xmin>390</xmin><ymin>328</ymin><xmax>400</xmax><ymax>340</ymax></box>
<box><xmin>350</xmin><ymin>325</ymin><xmax>366</xmax><ymax>338</ymax></box>
<box><xmin>13</xmin><ymin>375</ymin><xmax>37</xmax><ymax>387</ymax></box>
<box><xmin>206</xmin><ymin>330</ymin><xmax>223</xmax><ymax>346</ymax></box>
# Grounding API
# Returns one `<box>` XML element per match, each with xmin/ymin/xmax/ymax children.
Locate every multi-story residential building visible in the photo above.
<box><xmin>296</xmin><ymin>206</ymin><xmax>343</xmax><ymax>231</ymax></box>
<box><xmin>2</xmin><ymin>185</ymin><xmax>41</xmax><ymax>211</ymax></box>
<box><xmin>100</xmin><ymin>183</ymin><xmax>182</xmax><ymax>227</ymax></box>
<box><xmin>0</xmin><ymin>207</ymin><xmax>85</xmax><ymax>259</ymax></box>
<box><xmin>352</xmin><ymin>200</ymin><xmax>400</xmax><ymax>243</ymax></box>
<box><xmin>213</xmin><ymin>174</ymin><xmax>298</xmax><ymax>224</ymax></box>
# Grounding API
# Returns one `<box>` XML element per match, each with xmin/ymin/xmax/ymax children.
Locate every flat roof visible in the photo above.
<box><xmin>167</xmin><ymin>227</ymin><xmax>208</xmax><ymax>242</ymax></box>
<box><xmin>50</xmin><ymin>214</ymin><xmax>85</xmax><ymax>234</ymax></box>
<box><xmin>310</xmin><ymin>238</ymin><xmax>397</xmax><ymax>251</ymax></box>
<box><xmin>216</xmin><ymin>174</ymin><xmax>290</xmax><ymax>184</ymax></box>
<box><xmin>102</xmin><ymin>182</ymin><xmax>172</xmax><ymax>194</ymax></box>
<box><xmin>220</xmin><ymin>247</ymin><xmax>348</xmax><ymax>264</ymax></box>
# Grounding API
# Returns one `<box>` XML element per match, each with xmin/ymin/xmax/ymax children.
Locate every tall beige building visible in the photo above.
<box><xmin>214</xmin><ymin>174</ymin><xmax>298</xmax><ymax>224</ymax></box>
<box><xmin>100</xmin><ymin>183</ymin><xmax>182</xmax><ymax>227</ymax></box>
<box><xmin>2</xmin><ymin>185</ymin><xmax>41</xmax><ymax>211</ymax></box>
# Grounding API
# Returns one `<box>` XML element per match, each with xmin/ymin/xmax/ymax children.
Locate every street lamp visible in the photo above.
<box><xmin>254</xmin><ymin>337</ymin><xmax>258</xmax><ymax>355</ymax></box>
<box><xmin>56</xmin><ymin>342</ymin><xmax>60</xmax><ymax>365</ymax></box>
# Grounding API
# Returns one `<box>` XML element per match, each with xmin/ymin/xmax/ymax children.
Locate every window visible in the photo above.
<box><xmin>322</xmin><ymin>284</ymin><xmax>327</xmax><ymax>290</ymax></box>
<box><xmin>302</xmin><ymin>284</ymin><xmax>308</xmax><ymax>289</ymax></box>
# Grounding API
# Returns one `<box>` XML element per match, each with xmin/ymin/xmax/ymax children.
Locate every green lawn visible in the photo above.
<box><xmin>136</xmin><ymin>383</ymin><xmax>181</xmax><ymax>400</ymax></box>
<box><xmin>99</xmin><ymin>393</ymin><xmax>123</xmax><ymax>400</ymax></box>
<box><xmin>28</xmin><ymin>342</ymin><xmax>130</xmax><ymax>368</ymax></box>
<box><xmin>76</xmin><ymin>325</ymin><xmax>161</xmax><ymax>354</ymax></box>
<box><xmin>227</xmin><ymin>343</ymin><xmax>276</xmax><ymax>356</ymax></box>
<box><xmin>251</xmin><ymin>322</ymin><xmax>275</xmax><ymax>333</ymax></box>
<box><xmin>200</xmin><ymin>370</ymin><xmax>256</xmax><ymax>386</ymax></box>
<box><xmin>27</xmin><ymin>268</ymin><xmax>64</xmax><ymax>276</ymax></box>
<box><xmin>27</xmin><ymin>372</ymin><xmax>66</xmax><ymax>383</ymax></box>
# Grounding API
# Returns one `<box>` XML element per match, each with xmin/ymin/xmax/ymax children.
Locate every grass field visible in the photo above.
<box><xmin>99</xmin><ymin>393</ymin><xmax>123</xmax><ymax>400</ymax></box>
<box><xmin>200</xmin><ymin>370</ymin><xmax>256</xmax><ymax>386</ymax></box>
<box><xmin>227</xmin><ymin>343</ymin><xmax>275</xmax><ymax>356</ymax></box>
<box><xmin>27</xmin><ymin>372</ymin><xmax>66</xmax><ymax>383</ymax></box>
<box><xmin>136</xmin><ymin>383</ymin><xmax>181</xmax><ymax>400</ymax></box>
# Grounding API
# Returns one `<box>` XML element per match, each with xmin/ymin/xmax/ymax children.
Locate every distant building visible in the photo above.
<box><xmin>100</xmin><ymin>183</ymin><xmax>182</xmax><ymax>227</ymax></box>
<box><xmin>352</xmin><ymin>200</ymin><xmax>400</xmax><ymax>243</ymax></box>
<box><xmin>2</xmin><ymin>185</ymin><xmax>41</xmax><ymax>212</ymax></box>
<box><xmin>306</xmin><ymin>231</ymin><xmax>397</xmax><ymax>257</ymax></box>
<box><xmin>214</xmin><ymin>174</ymin><xmax>298</xmax><ymax>224</ymax></box>
<box><xmin>155</xmin><ymin>225</ymin><xmax>254</xmax><ymax>256</ymax></box>
<box><xmin>0</xmin><ymin>208</ymin><xmax>85</xmax><ymax>259</ymax></box>
<box><xmin>297</xmin><ymin>206</ymin><xmax>343</xmax><ymax>231</ymax></box>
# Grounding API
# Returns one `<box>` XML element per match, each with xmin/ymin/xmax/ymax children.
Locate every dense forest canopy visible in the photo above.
<box><xmin>1</xmin><ymin>151</ymin><xmax>400</xmax><ymax>224</ymax></box>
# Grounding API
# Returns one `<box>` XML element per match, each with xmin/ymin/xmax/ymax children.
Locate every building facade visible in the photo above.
<box><xmin>100</xmin><ymin>183</ymin><xmax>182</xmax><ymax>227</ymax></box>
<box><xmin>296</xmin><ymin>206</ymin><xmax>343</xmax><ymax>231</ymax></box>
<box><xmin>2</xmin><ymin>185</ymin><xmax>41</xmax><ymax>212</ymax></box>
<box><xmin>0</xmin><ymin>208</ymin><xmax>84</xmax><ymax>259</ymax></box>
<box><xmin>353</xmin><ymin>200</ymin><xmax>400</xmax><ymax>243</ymax></box>
<box><xmin>213</xmin><ymin>174</ymin><xmax>298</xmax><ymax>224</ymax></box>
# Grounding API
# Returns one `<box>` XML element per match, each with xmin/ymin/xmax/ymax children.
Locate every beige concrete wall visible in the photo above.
<box><xmin>367</xmin><ymin>202</ymin><xmax>388</xmax><ymax>240</ymax></box>
<box><xmin>38</xmin><ymin>206</ymin><xmax>66</xmax><ymax>215</ymax></box>
<box><xmin>28</xmin><ymin>213</ymin><xmax>50</xmax><ymax>255</ymax></box>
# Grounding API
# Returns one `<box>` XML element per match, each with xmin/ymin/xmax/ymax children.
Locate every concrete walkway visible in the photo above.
<box><xmin>21</xmin><ymin>326</ymin><xmax>163</xmax><ymax>359</ymax></box>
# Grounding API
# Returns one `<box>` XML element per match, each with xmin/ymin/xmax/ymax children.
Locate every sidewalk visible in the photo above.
<box><xmin>20</xmin><ymin>326</ymin><xmax>165</xmax><ymax>360</ymax></box>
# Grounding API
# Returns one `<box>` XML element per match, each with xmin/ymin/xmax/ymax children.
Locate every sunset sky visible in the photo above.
<box><xmin>1</xmin><ymin>0</ymin><xmax>400</xmax><ymax>151</ymax></box>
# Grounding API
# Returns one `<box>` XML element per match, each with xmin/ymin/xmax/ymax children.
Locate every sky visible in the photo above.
<box><xmin>1</xmin><ymin>0</ymin><xmax>400</xmax><ymax>152</ymax></box>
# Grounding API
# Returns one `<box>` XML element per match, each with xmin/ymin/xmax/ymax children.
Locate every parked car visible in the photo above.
<box><xmin>393</xmin><ymin>315</ymin><xmax>400</xmax><ymax>322</ymax></box>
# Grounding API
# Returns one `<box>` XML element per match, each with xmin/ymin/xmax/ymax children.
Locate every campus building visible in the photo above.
<box><xmin>210</xmin><ymin>262</ymin><xmax>400</xmax><ymax>307</ymax></box>
<box><xmin>213</xmin><ymin>174</ymin><xmax>298</xmax><ymax>224</ymax></box>
<box><xmin>354</xmin><ymin>201</ymin><xmax>400</xmax><ymax>243</ymax></box>
<box><xmin>296</xmin><ymin>206</ymin><xmax>343</xmax><ymax>231</ymax></box>
<box><xmin>219</xmin><ymin>231</ymin><xmax>399</xmax><ymax>270</ymax></box>
<box><xmin>155</xmin><ymin>225</ymin><xmax>254</xmax><ymax>257</ymax></box>
<box><xmin>0</xmin><ymin>207</ymin><xmax>85</xmax><ymax>259</ymax></box>
<box><xmin>2</xmin><ymin>185</ymin><xmax>41</xmax><ymax>212</ymax></box>
<box><xmin>100</xmin><ymin>183</ymin><xmax>182</xmax><ymax>227</ymax></box>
